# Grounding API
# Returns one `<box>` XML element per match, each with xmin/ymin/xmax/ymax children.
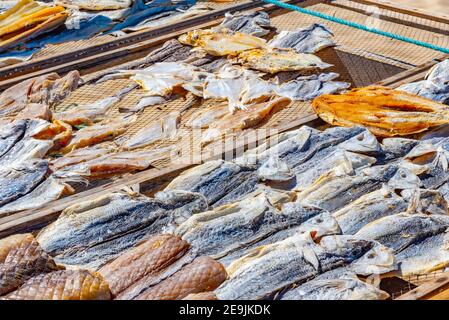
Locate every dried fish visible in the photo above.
<box><xmin>0</xmin><ymin>159</ymin><xmax>49</xmax><ymax>206</ymax></box>
<box><xmin>123</xmin><ymin>112</ymin><xmax>180</xmax><ymax>150</ymax></box>
<box><xmin>179</xmin><ymin>27</ymin><xmax>267</xmax><ymax>56</ymax></box>
<box><xmin>56</xmin><ymin>0</ymin><xmax>133</xmax><ymax>10</ymax></box>
<box><xmin>269</xmin><ymin>24</ymin><xmax>335</xmax><ymax>53</ymax></box>
<box><xmin>217</xmin><ymin>11</ymin><xmax>271</xmax><ymax>37</ymax></box>
<box><xmin>312</xmin><ymin>86</ymin><xmax>449</xmax><ymax>137</ymax></box>
<box><xmin>99</xmin><ymin>234</ymin><xmax>190</xmax><ymax>298</ymax></box>
<box><xmin>0</xmin><ymin>120</ymin><xmax>27</xmax><ymax>158</ymax></box>
<box><xmin>0</xmin><ymin>233</ymin><xmax>59</xmax><ymax>296</ymax></box>
<box><xmin>2</xmin><ymin>270</ymin><xmax>111</xmax><ymax>300</ymax></box>
<box><xmin>37</xmin><ymin>190</ymin><xmax>208</xmax><ymax>270</ymax></box>
<box><xmin>201</xmin><ymin>97</ymin><xmax>291</xmax><ymax>146</ymax></box>
<box><xmin>234</xmin><ymin>48</ymin><xmax>332</xmax><ymax>74</ymax></box>
<box><xmin>186</xmin><ymin>102</ymin><xmax>229</xmax><ymax>128</ymax></box>
<box><xmin>136</xmin><ymin>256</ymin><xmax>227</xmax><ymax>300</ymax></box>
<box><xmin>53</xmin><ymin>97</ymin><xmax>119</xmax><ymax>126</ymax></box>
<box><xmin>0</xmin><ymin>176</ymin><xmax>74</xmax><ymax>217</ymax></box>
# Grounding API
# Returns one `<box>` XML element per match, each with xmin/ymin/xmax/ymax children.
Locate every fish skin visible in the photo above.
<box><xmin>99</xmin><ymin>234</ymin><xmax>190</xmax><ymax>298</ymax></box>
<box><xmin>183</xmin><ymin>292</ymin><xmax>218</xmax><ymax>300</ymax></box>
<box><xmin>0</xmin><ymin>136</ymin><xmax>53</xmax><ymax>165</ymax></box>
<box><xmin>0</xmin><ymin>233</ymin><xmax>59</xmax><ymax>296</ymax></box>
<box><xmin>186</xmin><ymin>102</ymin><xmax>229</xmax><ymax>129</ymax></box>
<box><xmin>217</xmin><ymin>11</ymin><xmax>271</xmax><ymax>37</ymax></box>
<box><xmin>136</xmin><ymin>256</ymin><xmax>227</xmax><ymax>300</ymax></box>
<box><xmin>0</xmin><ymin>159</ymin><xmax>48</xmax><ymax>207</ymax></box>
<box><xmin>175</xmin><ymin>189</ymin><xmax>323</xmax><ymax>259</ymax></box>
<box><xmin>280</xmin><ymin>268</ymin><xmax>389</xmax><ymax>300</ymax></box>
<box><xmin>0</xmin><ymin>233</ymin><xmax>30</xmax><ymax>263</ymax></box>
<box><xmin>234</xmin><ymin>48</ymin><xmax>332</xmax><ymax>74</ymax></box>
<box><xmin>165</xmin><ymin>160</ymin><xmax>259</xmax><ymax>206</ymax></box>
<box><xmin>355</xmin><ymin>213</ymin><xmax>449</xmax><ymax>254</ymax></box>
<box><xmin>0</xmin><ymin>176</ymin><xmax>74</xmax><ymax>218</ymax></box>
<box><xmin>269</xmin><ymin>23</ymin><xmax>335</xmax><ymax>54</ymax></box>
<box><xmin>56</xmin><ymin>0</ymin><xmax>133</xmax><ymax>10</ymax></box>
<box><xmin>54</xmin><ymin>146</ymin><xmax>174</xmax><ymax>179</ymax></box>
<box><xmin>312</xmin><ymin>86</ymin><xmax>449</xmax><ymax>137</ymax></box>
<box><xmin>0</xmin><ymin>120</ymin><xmax>27</xmax><ymax>158</ymax></box>
<box><xmin>333</xmin><ymin>186</ymin><xmax>409</xmax><ymax>235</ymax></box>
<box><xmin>395</xmin><ymin>228</ymin><xmax>449</xmax><ymax>276</ymax></box>
<box><xmin>123</xmin><ymin>111</ymin><xmax>180</xmax><ymax>150</ymax></box>
<box><xmin>218</xmin><ymin>212</ymin><xmax>341</xmax><ymax>267</ymax></box>
<box><xmin>214</xmin><ymin>233</ymin><xmax>380</xmax><ymax>300</ymax></box>
<box><xmin>36</xmin><ymin>190</ymin><xmax>208</xmax><ymax>270</ymax></box>
<box><xmin>53</xmin><ymin>97</ymin><xmax>119</xmax><ymax>126</ymax></box>
<box><xmin>377</xmin><ymin>137</ymin><xmax>418</xmax><ymax>164</ymax></box>
<box><xmin>15</xmin><ymin>103</ymin><xmax>51</xmax><ymax>121</ymax></box>
<box><xmin>2</xmin><ymin>270</ymin><xmax>111</xmax><ymax>300</ymax></box>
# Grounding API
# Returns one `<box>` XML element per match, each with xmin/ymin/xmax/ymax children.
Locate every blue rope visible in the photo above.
<box><xmin>261</xmin><ymin>0</ymin><xmax>449</xmax><ymax>55</ymax></box>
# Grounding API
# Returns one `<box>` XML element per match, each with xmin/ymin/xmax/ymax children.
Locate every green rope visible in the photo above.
<box><xmin>261</xmin><ymin>0</ymin><xmax>449</xmax><ymax>54</ymax></box>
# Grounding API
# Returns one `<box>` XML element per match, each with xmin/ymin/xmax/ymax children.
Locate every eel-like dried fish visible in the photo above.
<box><xmin>136</xmin><ymin>256</ymin><xmax>227</xmax><ymax>300</ymax></box>
<box><xmin>0</xmin><ymin>233</ymin><xmax>59</xmax><ymax>296</ymax></box>
<box><xmin>312</xmin><ymin>86</ymin><xmax>449</xmax><ymax>137</ymax></box>
<box><xmin>2</xmin><ymin>270</ymin><xmax>111</xmax><ymax>300</ymax></box>
<box><xmin>99</xmin><ymin>234</ymin><xmax>190</xmax><ymax>298</ymax></box>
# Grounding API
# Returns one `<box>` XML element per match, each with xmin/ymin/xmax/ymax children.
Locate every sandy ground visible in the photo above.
<box><xmin>392</xmin><ymin>0</ymin><xmax>449</xmax><ymax>14</ymax></box>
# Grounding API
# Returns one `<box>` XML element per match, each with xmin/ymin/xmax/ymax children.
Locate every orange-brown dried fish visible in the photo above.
<box><xmin>312</xmin><ymin>86</ymin><xmax>449</xmax><ymax>137</ymax></box>
<box><xmin>135</xmin><ymin>256</ymin><xmax>227</xmax><ymax>300</ymax></box>
<box><xmin>0</xmin><ymin>233</ymin><xmax>59</xmax><ymax>296</ymax></box>
<box><xmin>34</xmin><ymin>119</ymin><xmax>73</xmax><ymax>150</ymax></box>
<box><xmin>2</xmin><ymin>269</ymin><xmax>111</xmax><ymax>300</ymax></box>
<box><xmin>100</xmin><ymin>234</ymin><xmax>190</xmax><ymax>298</ymax></box>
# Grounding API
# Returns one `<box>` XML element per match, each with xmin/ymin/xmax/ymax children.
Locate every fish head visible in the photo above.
<box><xmin>319</xmin><ymin>235</ymin><xmax>374</xmax><ymax>262</ymax></box>
<box><xmin>404</xmin><ymin>141</ymin><xmax>438</xmax><ymax>164</ymax></box>
<box><xmin>338</xmin><ymin>128</ymin><xmax>382</xmax><ymax>155</ymax></box>
<box><xmin>296</xmin><ymin>212</ymin><xmax>342</xmax><ymax>238</ymax></box>
<box><xmin>348</xmin><ymin>242</ymin><xmax>397</xmax><ymax>276</ymax></box>
<box><xmin>257</xmin><ymin>155</ymin><xmax>294</xmax><ymax>182</ymax></box>
<box><xmin>388</xmin><ymin>166</ymin><xmax>422</xmax><ymax>191</ymax></box>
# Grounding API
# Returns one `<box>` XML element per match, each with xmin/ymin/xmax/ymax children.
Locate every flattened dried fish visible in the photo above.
<box><xmin>136</xmin><ymin>256</ymin><xmax>227</xmax><ymax>300</ymax></box>
<box><xmin>165</xmin><ymin>160</ymin><xmax>258</xmax><ymax>206</ymax></box>
<box><xmin>3</xmin><ymin>270</ymin><xmax>111</xmax><ymax>300</ymax></box>
<box><xmin>355</xmin><ymin>213</ymin><xmax>449</xmax><ymax>254</ymax></box>
<box><xmin>296</xmin><ymin>164</ymin><xmax>419</xmax><ymax>212</ymax></box>
<box><xmin>280</xmin><ymin>268</ymin><xmax>389</xmax><ymax>300</ymax></box>
<box><xmin>99</xmin><ymin>234</ymin><xmax>190</xmax><ymax>298</ymax></box>
<box><xmin>186</xmin><ymin>102</ymin><xmax>229</xmax><ymax>128</ymax></box>
<box><xmin>53</xmin><ymin>97</ymin><xmax>119</xmax><ymax>126</ymax></box>
<box><xmin>61</xmin><ymin>117</ymin><xmax>131</xmax><ymax>153</ymax></box>
<box><xmin>234</xmin><ymin>48</ymin><xmax>332</xmax><ymax>74</ymax></box>
<box><xmin>333</xmin><ymin>186</ymin><xmax>408</xmax><ymax>235</ymax></box>
<box><xmin>179</xmin><ymin>27</ymin><xmax>267</xmax><ymax>56</ymax></box>
<box><xmin>0</xmin><ymin>120</ymin><xmax>27</xmax><ymax>158</ymax></box>
<box><xmin>313</xmin><ymin>86</ymin><xmax>449</xmax><ymax>137</ymax></box>
<box><xmin>55</xmin><ymin>147</ymin><xmax>174</xmax><ymax>179</ymax></box>
<box><xmin>0</xmin><ymin>176</ymin><xmax>74</xmax><ymax>217</ymax></box>
<box><xmin>15</xmin><ymin>103</ymin><xmax>51</xmax><ymax>121</ymax></box>
<box><xmin>215</xmin><ymin>233</ymin><xmax>393</xmax><ymax>300</ymax></box>
<box><xmin>0</xmin><ymin>234</ymin><xmax>59</xmax><ymax>295</ymax></box>
<box><xmin>123</xmin><ymin>111</ymin><xmax>180</xmax><ymax>150</ymax></box>
<box><xmin>218</xmin><ymin>11</ymin><xmax>271</xmax><ymax>37</ymax></box>
<box><xmin>175</xmin><ymin>189</ymin><xmax>324</xmax><ymax>259</ymax></box>
<box><xmin>398</xmin><ymin>59</ymin><xmax>449</xmax><ymax>105</ymax></box>
<box><xmin>201</xmin><ymin>97</ymin><xmax>291</xmax><ymax>145</ymax></box>
<box><xmin>269</xmin><ymin>24</ymin><xmax>335</xmax><ymax>53</ymax></box>
<box><xmin>50</xmin><ymin>143</ymin><xmax>117</xmax><ymax>171</ymax></box>
<box><xmin>0</xmin><ymin>159</ymin><xmax>48</xmax><ymax>206</ymax></box>
<box><xmin>37</xmin><ymin>190</ymin><xmax>208</xmax><ymax>270</ymax></box>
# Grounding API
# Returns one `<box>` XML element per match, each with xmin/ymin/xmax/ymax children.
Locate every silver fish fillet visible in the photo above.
<box><xmin>0</xmin><ymin>120</ymin><xmax>27</xmax><ymax>158</ymax></box>
<box><xmin>217</xmin><ymin>11</ymin><xmax>271</xmax><ymax>37</ymax></box>
<box><xmin>36</xmin><ymin>190</ymin><xmax>208</xmax><ymax>270</ymax></box>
